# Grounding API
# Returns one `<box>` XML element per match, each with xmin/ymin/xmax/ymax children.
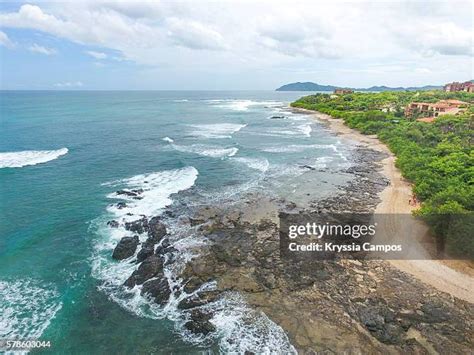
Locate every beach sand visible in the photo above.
<box><xmin>298</xmin><ymin>108</ymin><xmax>474</xmax><ymax>303</ymax></box>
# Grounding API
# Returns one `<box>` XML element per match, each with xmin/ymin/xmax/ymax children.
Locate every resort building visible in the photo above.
<box><xmin>405</xmin><ymin>99</ymin><xmax>467</xmax><ymax>120</ymax></box>
<box><xmin>444</xmin><ymin>81</ymin><xmax>474</xmax><ymax>92</ymax></box>
<box><xmin>334</xmin><ymin>88</ymin><xmax>354</xmax><ymax>95</ymax></box>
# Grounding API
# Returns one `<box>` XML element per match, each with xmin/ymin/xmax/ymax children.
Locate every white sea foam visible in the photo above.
<box><xmin>0</xmin><ymin>279</ymin><xmax>62</xmax><ymax>339</ymax></box>
<box><xmin>92</xmin><ymin>167</ymin><xmax>202</xmax><ymax>320</ymax></box>
<box><xmin>231</xmin><ymin>157</ymin><xmax>270</xmax><ymax>172</ymax></box>
<box><xmin>106</xmin><ymin>167</ymin><xmax>199</xmax><ymax>221</ymax></box>
<box><xmin>0</xmin><ymin>148</ymin><xmax>68</xmax><ymax>168</ymax></box>
<box><xmin>262</xmin><ymin>144</ymin><xmax>337</xmax><ymax>153</ymax></box>
<box><xmin>297</xmin><ymin>123</ymin><xmax>312</xmax><ymax>137</ymax></box>
<box><xmin>162</xmin><ymin>137</ymin><xmax>174</xmax><ymax>143</ymax></box>
<box><xmin>172</xmin><ymin>144</ymin><xmax>238</xmax><ymax>158</ymax></box>
<box><xmin>208</xmin><ymin>99</ymin><xmax>283</xmax><ymax>112</ymax></box>
<box><xmin>173</xmin><ymin>99</ymin><xmax>189</xmax><ymax>102</ymax></box>
<box><xmin>93</xmin><ymin>164</ymin><xmax>297</xmax><ymax>352</ymax></box>
<box><xmin>188</xmin><ymin>123</ymin><xmax>247</xmax><ymax>139</ymax></box>
<box><xmin>206</xmin><ymin>293</ymin><xmax>296</xmax><ymax>354</ymax></box>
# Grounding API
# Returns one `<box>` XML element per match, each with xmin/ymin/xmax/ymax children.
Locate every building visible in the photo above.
<box><xmin>444</xmin><ymin>81</ymin><xmax>474</xmax><ymax>92</ymax></box>
<box><xmin>334</xmin><ymin>88</ymin><xmax>354</xmax><ymax>95</ymax></box>
<box><xmin>405</xmin><ymin>99</ymin><xmax>467</xmax><ymax>120</ymax></box>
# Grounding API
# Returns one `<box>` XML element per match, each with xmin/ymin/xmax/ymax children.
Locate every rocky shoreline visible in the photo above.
<box><xmin>107</xmin><ymin>144</ymin><xmax>473</xmax><ymax>354</ymax></box>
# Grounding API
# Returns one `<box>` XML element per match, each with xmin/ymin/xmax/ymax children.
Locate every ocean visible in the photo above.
<box><xmin>0</xmin><ymin>91</ymin><xmax>355</xmax><ymax>353</ymax></box>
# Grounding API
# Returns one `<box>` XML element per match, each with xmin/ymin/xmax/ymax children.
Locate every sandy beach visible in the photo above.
<box><xmin>299</xmin><ymin>108</ymin><xmax>474</xmax><ymax>303</ymax></box>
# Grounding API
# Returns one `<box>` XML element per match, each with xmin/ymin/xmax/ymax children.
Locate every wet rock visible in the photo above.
<box><xmin>183</xmin><ymin>278</ymin><xmax>204</xmax><ymax>294</ymax></box>
<box><xmin>124</xmin><ymin>255</ymin><xmax>164</xmax><ymax>287</ymax></box>
<box><xmin>184</xmin><ymin>309</ymin><xmax>216</xmax><ymax>335</ymax></box>
<box><xmin>178</xmin><ymin>297</ymin><xmax>208</xmax><ymax>310</ymax></box>
<box><xmin>136</xmin><ymin>244</ymin><xmax>154</xmax><ymax>263</ymax></box>
<box><xmin>116</xmin><ymin>202</ymin><xmax>127</xmax><ymax>209</ymax></box>
<box><xmin>141</xmin><ymin>276</ymin><xmax>171</xmax><ymax>305</ymax></box>
<box><xmin>107</xmin><ymin>220</ymin><xmax>119</xmax><ymax>228</ymax></box>
<box><xmin>135</xmin><ymin>220</ymin><xmax>168</xmax><ymax>262</ymax></box>
<box><xmin>125</xmin><ymin>217</ymin><xmax>148</xmax><ymax>234</ymax></box>
<box><xmin>116</xmin><ymin>189</ymin><xmax>140</xmax><ymax>197</ymax></box>
<box><xmin>148</xmin><ymin>216</ymin><xmax>167</xmax><ymax>241</ymax></box>
<box><xmin>112</xmin><ymin>235</ymin><xmax>139</xmax><ymax>260</ymax></box>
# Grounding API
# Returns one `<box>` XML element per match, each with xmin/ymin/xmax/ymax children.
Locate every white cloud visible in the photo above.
<box><xmin>166</xmin><ymin>18</ymin><xmax>227</xmax><ymax>50</ymax></box>
<box><xmin>54</xmin><ymin>81</ymin><xmax>83</xmax><ymax>88</ymax></box>
<box><xmin>86</xmin><ymin>50</ymin><xmax>107</xmax><ymax>59</ymax></box>
<box><xmin>0</xmin><ymin>30</ymin><xmax>13</xmax><ymax>47</ymax></box>
<box><xmin>393</xmin><ymin>21</ymin><xmax>473</xmax><ymax>57</ymax></box>
<box><xmin>28</xmin><ymin>43</ymin><xmax>57</xmax><ymax>55</ymax></box>
<box><xmin>0</xmin><ymin>1</ymin><xmax>472</xmax><ymax>87</ymax></box>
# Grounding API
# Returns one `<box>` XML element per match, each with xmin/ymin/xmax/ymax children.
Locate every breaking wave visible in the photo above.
<box><xmin>187</xmin><ymin>123</ymin><xmax>247</xmax><ymax>139</ymax></box>
<box><xmin>0</xmin><ymin>148</ymin><xmax>68</xmax><ymax>168</ymax></box>
<box><xmin>104</xmin><ymin>167</ymin><xmax>199</xmax><ymax>221</ymax></box>
<box><xmin>171</xmin><ymin>144</ymin><xmax>238</xmax><ymax>158</ymax></box>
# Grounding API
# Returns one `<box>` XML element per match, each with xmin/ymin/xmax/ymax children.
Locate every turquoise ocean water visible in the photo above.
<box><xmin>0</xmin><ymin>91</ymin><xmax>355</xmax><ymax>353</ymax></box>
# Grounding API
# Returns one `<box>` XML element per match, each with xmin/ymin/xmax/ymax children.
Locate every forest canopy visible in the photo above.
<box><xmin>292</xmin><ymin>91</ymin><xmax>474</xmax><ymax>257</ymax></box>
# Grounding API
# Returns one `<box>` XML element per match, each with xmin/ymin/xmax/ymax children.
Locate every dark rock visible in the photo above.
<box><xmin>112</xmin><ymin>235</ymin><xmax>139</xmax><ymax>260</ymax></box>
<box><xmin>107</xmin><ymin>220</ymin><xmax>119</xmax><ymax>228</ymax></box>
<box><xmin>184</xmin><ymin>310</ymin><xmax>216</xmax><ymax>335</ymax></box>
<box><xmin>183</xmin><ymin>278</ymin><xmax>203</xmax><ymax>294</ymax></box>
<box><xmin>148</xmin><ymin>217</ymin><xmax>167</xmax><ymax>241</ymax></box>
<box><xmin>420</xmin><ymin>303</ymin><xmax>451</xmax><ymax>323</ymax></box>
<box><xmin>124</xmin><ymin>255</ymin><xmax>164</xmax><ymax>287</ymax></box>
<box><xmin>136</xmin><ymin>244</ymin><xmax>154</xmax><ymax>263</ymax></box>
<box><xmin>211</xmin><ymin>244</ymin><xmax>241</xmax><ymax>267</ymax></box>
<box><xmin>358</xmin><ymin>304</ymin><xmax>403</xmax><ymax>345</ymax></box>
<box><xmin>141</xmin><ymin>276</ymin><xmax>171</xmax><ymax>305</ymax></box>
<box><xmin>116</xmin><ymin>202</ymin><xmax>127</xmax><ymax>209</ymax></box>
<box><xmin>125</xmin><ymin>217</ymin><xmax>148</xmax><ymax>234</ymax></box>
<box><xmin>178</xmin><ymin>297</ymin><xmax>208</xmax><ymax>310</ymax></box>
<box><xmin>116</xmin><ymin>189</ymin><xmax>138</xmax><ymax>197</ymax></box>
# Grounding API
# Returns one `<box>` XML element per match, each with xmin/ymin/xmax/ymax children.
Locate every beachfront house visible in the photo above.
<box><xmin>444</xmin><ymin>81</ymin><xmax>474</xmax><ymax>92</ymax></box>
<box><xmin>334</xmin><ymin>88</ymin><xmax>354</xmax><ymax>95</ymax></box>
<box><xmin>404</xmin><ymin>99</ymin><xmax>467</xmax><ymax>121</ymax></box>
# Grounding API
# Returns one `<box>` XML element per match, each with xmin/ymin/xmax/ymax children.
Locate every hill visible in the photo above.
<box><xmin>276</xmin><ymin>82</ymin><xmax>443</xmax><ymax>92</ymax></box>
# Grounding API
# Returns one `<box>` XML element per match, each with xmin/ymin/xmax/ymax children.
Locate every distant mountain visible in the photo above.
<box><xmin>275</xmin><ymin>82</ymin><xmax>443</xmax><ymax>92</ymax></box>
<box><xmin>275</xmin><ymin>82</ymin><xmax>337</xmax><ymax>91</ymax></box>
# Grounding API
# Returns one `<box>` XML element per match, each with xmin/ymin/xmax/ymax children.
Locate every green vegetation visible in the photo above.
<box><xmin>292</xmin><ymin>91</ymin><xmax>474</xmax><ymax>258</ymax></box>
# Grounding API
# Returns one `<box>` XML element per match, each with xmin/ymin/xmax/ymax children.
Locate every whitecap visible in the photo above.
<box><xmin>0</xmin><ymin>279</ymin><xmax>62</xmax><ymax>339</ymax></box>
<box><xmin>261</xmin><ymin>144</ymin><xmax>337</xmax><ymax>153</ymax></box>
<box><xmin>0</xmin><ymin>148</ymin><xmax>68</xmax><ymax>168</ymax></box>
<box><xmin>162</xmin><ymin>137</ymin><xmax>174</xmax><ymax>143</ymax></box>
<box><xmin>106</xmin><ymin>167</ymin><xmax>199</xmax><ymax>220</ymax></box>
<box><xmin>172</xmin><ymin>144</ymin><xmax>238</xmax><ymax>158</ymax></box>
<box><xmin>187</xmin><ymin>123</ymin><xmax>247</xmax><ymax>139</ymax></box>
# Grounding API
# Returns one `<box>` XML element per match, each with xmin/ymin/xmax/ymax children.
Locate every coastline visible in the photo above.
<box><xmin>103</xmin><ymin>106</ymin><xmax>474</xmax><ymax>353</ymax></box>
<box><xmin>297</xmin><ymin>107</ymin><xmax>474</xmax><ymax>303</ymax></box>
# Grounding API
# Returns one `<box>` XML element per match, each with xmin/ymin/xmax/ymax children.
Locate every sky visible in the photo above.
<box><xmin>0</xmin><ymin>0</ymin><xmax>472</xmax><ymax>90</ymax></box>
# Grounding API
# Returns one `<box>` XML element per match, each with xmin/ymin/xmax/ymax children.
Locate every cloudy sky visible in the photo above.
<box><xmin>0</xmin><ymin>0</ymin><xmax>472</xmax><ymax>90</ymax></box>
